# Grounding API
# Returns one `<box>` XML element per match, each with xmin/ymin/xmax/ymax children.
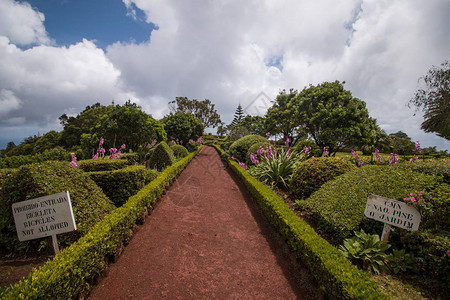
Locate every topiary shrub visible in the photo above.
<box><xmin>290</xmin><ymin>157</ymin><xmax>357</xmax><ymax>200</ymax></box>
<box><xmin>396</xmin><ymin>159</ymin><xmax>450</xmax><ymax>183</ymax></box>
<box><xmin>300</xmin><ymin>165</ymin><xmax>442</xmax><ymax>240</ymax></box>
<box><xmin>229</xmin><ymin>135</ymin><xmax>267</xmax><ymax>164</ymax></box>
<box><xmin>170</xmin><ymin>144</ymin><xmax>189</xmax><ymax>159</ymax></box>
<box><xmin>88</xmin><ymin>166</ymin><xmax>158</xmax><ymax>207</ymax></box>
<box><xmin>0</xmin><ymin>161</ymin><xmax>116</xmax><ymax>253</ymax></box>
<box><xmin>148</xmin><ymin>142</ymin><xmax>176</xmax><ymax>171</ymax></box>
<box><xmin>77</xmin><ymin>159</ymin><xmax>129</xmax><ymax>172</ymax></box>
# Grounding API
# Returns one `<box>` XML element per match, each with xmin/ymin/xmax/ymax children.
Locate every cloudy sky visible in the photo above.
<box><xmin>0</xmin><ymin>0</ymin><xmax>449</xmax><ymax>150</ymax></box>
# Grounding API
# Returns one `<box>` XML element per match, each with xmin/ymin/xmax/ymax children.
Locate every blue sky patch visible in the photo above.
<box><xmin>27</xmin><ymin>0</ymin><xmax>157</xmax><ymax>49</ymax></box>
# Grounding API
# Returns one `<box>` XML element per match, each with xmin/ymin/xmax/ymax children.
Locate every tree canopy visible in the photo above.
<box><xmin>161</xmin><ymin>112</ymin><xmax>204</xmax><ymax>144</ymax></box>
<box><xmin>265</xmin><ymin>89</ymin><xmax>305</xmax><ymax>145</ymax></box>
<box><xmin>409</xmin><ymin>60</ymin><xmax>450</xmax><ymax>140</ymax></box>
<box><xmin>293</xmin><ymin>81</ymin><xmax>376</xmax><ymax>155</ymax></box>
<box><xmin>169</xmin><ymin>97</ymin><xmax>222</xmax><ymax>128</ymax></box>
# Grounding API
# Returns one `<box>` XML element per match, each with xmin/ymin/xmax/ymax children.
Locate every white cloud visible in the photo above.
<box><xmin>0</xmin><ymin>0</ymin><xmax>50</xmax><ymax>46</ymax></box>
<box><xmin>0</xmin><ymin>0</ymin><xmax>449</xmax><ymax>151</ymax></box>
<box><xmin>0</xmin><ymin>89</ymin><xmax>22</xmax><ymax>115</ymax></box>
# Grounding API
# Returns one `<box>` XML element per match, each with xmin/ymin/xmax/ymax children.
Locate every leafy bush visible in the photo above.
<box><xmin>88</xmin><ymin>166</ymin><xmax>158</xmax><ymax>206</ymax></box>
<box><xmin>0</xmin><ymin>161</ymin><xmax>115</xmax><ymax>253</ymax></box>
<box><xmin>148</xmin><ymin>142</ymin><xmax>176</xmax><ymax>171</ymax></box>
<box><xmin>212</xmin><ymin>145</ymin><xmax>387</xmax><ymax>299</ymax></box>
<box><xmin>301</xmin><ymin>165</ymin><xmax>441</xmax><ymax>240</ymax></box>
<box><xmin>290</xmin><ymin>157</ymin><xmax>357</xmax><ymax>199</ymax></box>
<box><xmin>339</xmin><ymin>230</ymin><xmax>390</xmax><ymax>274</ymax></box>
<box><xmin>229</xmin><ymin>135</ymin><xmax>267</xmax><ymax>164</ymax></box>
<box><xmin>77</xmin><ymin>159</ymin><xmax>129</xmax><ymax>172</ymax></box>
<box><xmin>249</xmin><ymin>146</ymin><xmax>305</xmax><ymax>189</ymax></box>
<box><xmin>395</xmin><ymin>230</ymin><xmax>449</xmax><ymax>290</ymax></box>
<box><xmin>170</xmin><ymin>144</ymin><xmax>189</xmax><ymax>159</ymax></box>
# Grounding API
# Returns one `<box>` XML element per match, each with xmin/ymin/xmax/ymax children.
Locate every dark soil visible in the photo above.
<box><xmin>0</xmin><ymin>252</ymin><xmax>52</xmax><ymax>289</ymax></box>
<box><xmin>89</xmin><ymin>146</ymin><xmax>322</xmax><ymax>299</ymax></box>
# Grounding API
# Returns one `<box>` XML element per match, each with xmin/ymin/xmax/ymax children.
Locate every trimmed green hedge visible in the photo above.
<box><xmin>0</xmin><ymin>162</ymin><xmax>116</xmax><ymax>253</ymax></box>
<box><xmin>1</xmin><ymin>147</ymin><xmax>201</xmax><ymax>299</ymax></box>
<box><xmin>170</xmin><ymin>144</ymin><xmax>189</xmax><ymax>159</ymax></box>
<box><xmin>212</xmin><ymin>145</ymin><xmax>387</xmax><ymax>299</ymax></box>
<box><xmin>395</xmin><ymin>159</ymin><xmax>450</xmax><ymax>183</ymax></box>
<box><xmin>88</xmin><ymin>166</ymin><xmax>158</xmax><ymax>206</ymax></box>
<box><xmin>290</xmin><ymin>157</ymin><xmax>357</xmax><ymax>199</ymax></box>
<box><xmin>77</xmin><ymin>159</ymin><xmax>129</xmax><ymax>172</ymax></box>
<box><xmin>302</xmin><ymin>165</ymin><xmax>442</xmax><ymax>240</ymax></box>
<box><xmin>0</xmin><ymin>148</ymin><xmax>71</xmax><ymax>169</ymax></box>
<box><xmin>229</xmin><ymin>135</ymin><xmax>268</xmax><ymax>164</ymax></box>
<box><xmin>149</xmin><ymin>142</ymin><xmax>176</xmax><ymax>171</ymax></box>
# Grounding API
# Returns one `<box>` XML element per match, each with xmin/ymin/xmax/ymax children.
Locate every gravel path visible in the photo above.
<box><xmin>89</xmin><ymin>146</ymin><xmax>317</xmax><ymax>299</ymax></box>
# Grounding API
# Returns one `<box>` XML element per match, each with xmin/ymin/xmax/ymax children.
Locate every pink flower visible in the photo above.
<box><xmin>239</xmin><ymin>162</ymin><xmax>248</xmax><ymax>169</ymax></box>
<box><xmin>410</xmin><ymin>192</ymin><xmax>414</xmax><ymax>196</ymax></box>
<box><xmin>403</xmin><ymin>197</ymin><xmax>408</xmax><ymax>201</ymax></box>
<box><xmin>285</xmin><ymin>138</ymin><xmax>290</xmax><ymax>147</ymax></box>
<box><xmin>411</xmin><ymin>197</ymin><xmax>416</xmax><ymax>202</ymax></box>
<box><xmin>266</xmin><ymin>132</ymin><xmax>270</xmax><ymax>138</ymax></box>
<box><xmin>231</xmin><ymin>156</ymin><xmax>235</xmax><ymax>160</ymax></box>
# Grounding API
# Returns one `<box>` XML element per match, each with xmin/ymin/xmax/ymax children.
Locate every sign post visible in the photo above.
<box><xmin>11</xmin><ymin>191</ymin><xmax>77</xmax><ymax>254</ymax></box>
<box><xmin>364</xmin><ymin>194</ymin><xmax>421</xmax><ymax>241</ymax></box>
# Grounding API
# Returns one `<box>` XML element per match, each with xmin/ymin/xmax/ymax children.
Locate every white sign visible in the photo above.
<box><xmin>364</xmin><ymin>194</ymin><xmax>421</xmax><ymax>231</ymax></box>
<box><xmin>12</xmin><ymin>191</ymin><xmax>77</xmax><ymax>241</ymax></box>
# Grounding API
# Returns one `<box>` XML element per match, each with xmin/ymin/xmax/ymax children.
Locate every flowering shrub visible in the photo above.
<box><xmin>409</xmin><ymin>141</ymin><xmax>422</xmax><ymax>162</ymax></box>
<box><xmin>351</xmin><ymin>150</ymin><xmax>363</xmax><ymax>167</ymax></box>
<box><xmin>70</xmin><ymin>152</ymin><xmax>78</xmax><ymax>168</ymax></box>
<box><xmin>248</xmin><ymin>143</ymin><xmax>305</xmax><ymax>190</ymax></box>
<box><xmin>389</xmin><ymin>153</ymin><xmax>398</xmax><ymax>166</ymax></box>
<box><xmin>92</xmin><ymin>137</ymin><xmax>126</xmax><ymax>160</ymax></box>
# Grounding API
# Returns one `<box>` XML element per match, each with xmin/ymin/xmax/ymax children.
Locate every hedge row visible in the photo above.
<box><xmin>0</xmin><ymin>148</ymin><xmax>70</xmax><ymax>169</ymax></box>
<box><xmin>88</xmin><ymin>166</ymin><xmax>158</xmax><ymax>206</ymax></box>
<box><xmin>77</xmin><ymin>159</ymin><xmax>130</xmax><ymax>172</ymax></box>
<box><xmin>1</xmin><ymin>147</ymin><xmax>201</xmax><ymax>299</ymax></box>
<box><xmin>212</xmin><ymin>145</ymin><xmax>387</xmax><ymax>299</ymax></box>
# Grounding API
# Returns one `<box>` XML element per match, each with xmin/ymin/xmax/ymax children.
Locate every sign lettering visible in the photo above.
<box><xmin>12</xmin><ymin>191</ymin><xmax>77</xmax><ymax>241</ymax></box>
<box><xmin>364</xmin><ymin>194</ymin><xmax>421</xmax><ymax>231</ymax></box>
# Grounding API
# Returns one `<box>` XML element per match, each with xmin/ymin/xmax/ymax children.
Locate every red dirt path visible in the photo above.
<box><xmin>88</xmin><ymin>146</ymin><xmax>319</xmax><ymax>299</ymax></box>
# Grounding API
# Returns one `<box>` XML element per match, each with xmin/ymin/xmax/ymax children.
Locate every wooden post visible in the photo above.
<box><xmin>52</xmin><ymin>235</ymin><xmax>60</xmax><ymax>255</ymax></box>
<box><xmin>381</xmin><ymin>223</ymin><xmax>391</xmax><ymax>242</ymax></box>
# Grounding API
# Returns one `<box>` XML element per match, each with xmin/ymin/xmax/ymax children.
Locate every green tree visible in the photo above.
<box><xmin>59</xmin><ymin>104</ymin><xmax>113</xmax><ymax>148</ymax></box>
<box><xmin>265</xmin><ymin>89</ymin><xmax>305</xmax><ymax>145</ymax></box>
<box><xmin>0</xmin><ymin>141</ymin><xmax>16</xmax><ymax>157</ymax></box>
<box><xmin>294</xmin><ymin>81</ymin><xmax>376</xmax><ymax>155</ymax></box>
<box><xmin>95</xmin><ymin>102</ymin><xmax>164</xmax><ymax>151</ymax></box>
<box><xmin>33</xmin><ymin>130</ymin><xmax>61</xmax><ymax>154</ymax></box>
<box><xmin>162</xmin><ymin>112</ymin><xmax>204</xmax><ymax>143</ymax></box>
<box><xmin>409</xmin><ymin>60</ymin><xmax>450</xmax><ymax>140</ymax></box>
<box><xmin>236</xmin><ymin>115</ymin><xmax>267</xmax><ymax>136</ymax></box>
<box><xmin>230</xmin><ymin>104</ymin><xmax>245</xmax><ymax>128</ymax></box>
<box><xmin>388</xmin><ymin>131</ymin><xmax>415</xmax><ymax>155</ymax></box>
<box><xmin>169</xmin><ymin>97</ymin><xmax>222</xmax><ymax>128</ymax></box>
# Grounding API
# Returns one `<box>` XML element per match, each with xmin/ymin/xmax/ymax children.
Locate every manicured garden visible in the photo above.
<box><xmin>211</xmin><ymin>132</ymin><xmax>449</xmax><ymax>299</ymax></box>
<box><xmin>0</xmin><ymin>136</ymin><xmax>201</xmax><ymax>298</ymax></box>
